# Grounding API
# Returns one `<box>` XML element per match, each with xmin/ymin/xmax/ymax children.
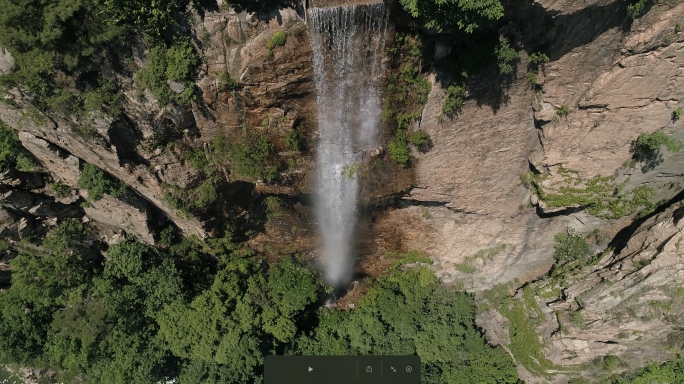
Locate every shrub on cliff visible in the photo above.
<box><xmin>388</xmin><ymin>137</ymin><xmax>410</xmax><ymax>167</ymax></box>
<box><xmin>553</xmin><ymin>231</ymin><xmax>589</xmax><ymax>264</ymax></box>
<box><xmin>627</xmin><ymin>0</ymin><xmax>651</xmax><ymax>19</ymax></box>
<box><xmin>442</xmin><ymin>82</ymin><xmax>466</xmax><ymax>117</ymax></box>
<box><xmin>495</xmin><ymin>38</ymin><xmax>518</xmax><ymax>75</ymax></box>
<box><xmin>77</xmin><ymin>163</ymin><xmax>126</xmax><ymax>202</ymax></box>
<box><xmin>228</xmin><ymin>135</ymin><xmax>279</xmax><ymax>182</ymax></box>
<box><xmin>631</xmin><ymin>131</ymin><xmax>682</xmax><ymax>172</ymax></box>
<box><xmin>266</xmin><ymin>31</ymin><xmax>287</xmax><ymax>56</ymax></box>
<box><xmin>135</xmin><ymin>39</ymin><xmax>199</xmax><ymax>105</ymax></box>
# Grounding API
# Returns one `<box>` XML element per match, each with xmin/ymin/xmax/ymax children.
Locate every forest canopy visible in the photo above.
<box><xmin>0</xmin><ymin>0</ymin><xmax>195</xmax><ymax>114</ymax></box>
<box><xmin>0</xmin><ymin>220</ymin><xmax>520</xmax><ymax>383</ymax></box>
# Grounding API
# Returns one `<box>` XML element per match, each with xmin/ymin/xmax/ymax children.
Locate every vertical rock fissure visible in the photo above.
<box><xmin>307</xmin><ymin>3</ymin><xmax>388</xmax><ymax>287</ymax></box>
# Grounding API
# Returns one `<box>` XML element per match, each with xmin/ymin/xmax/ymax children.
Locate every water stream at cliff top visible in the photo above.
<box><xmin>307</xmin><ymin>3</ymin><xmax>388</xmax><ymax>287</ymax></box>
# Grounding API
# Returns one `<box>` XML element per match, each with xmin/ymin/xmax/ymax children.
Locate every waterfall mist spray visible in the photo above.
<box><xmin>307</xmin><ymin>3</ymin><xmax>388</xmax><ymax>287</ymax></box>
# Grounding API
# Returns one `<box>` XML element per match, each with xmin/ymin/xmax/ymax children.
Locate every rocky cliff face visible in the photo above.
<box><xmin>0</xmin><ymin>2</ymin><xmax>318</xmax><ymax>245</ymax></box>
<box><xmin>546</xmin><ymin>203</ymin><xmax>684</xmax><ymax>371</ymax></box>
<box><xmin>386</xmin><ymin>0</ymin><xmax>684</xmax><ymax>380</ymax></box>
<box><xmin>389</xmin><ymin>0</ymin><xmax>684</xmax><ymax>291</ymax></box>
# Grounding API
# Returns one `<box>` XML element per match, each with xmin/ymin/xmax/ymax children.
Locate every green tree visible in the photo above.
<box><xmin>399</xmin><ymin>0</ymin><xmax>504</xmax><ymax>33</ymax></box>
<box><xmin>0</xmin><ymin>220</ymin><xmax>97</xmax><ymax>365</ymax></box>
<box><xmin>100</xmin><ymin>0</ymin><xmax>189</xmax><ymax>37</ymax></box>
<box><xmin>553</xmin><ymin>231</ymin><xmax>589</xmax><ymax>264</ymax></box>
<box><xmin>262</xmin><ymin>257</ymin><xmax>325</xmax><ymax>343</ymax></box>
<box><xmin>157</xmin><ymin>259</ymin><xmax>265</xmax><ymax>383</ymax></box>
<box><xmin>298</xmin><ymin>266</ymin><xmax>519</xmax><ymax>383</ymax></box>
<box><xmin>77</xmin><ymin>163</ymin><xmax>126</xmax><ymax>201</ymax></box>
<box><xmin>0</xmin><ymin>119</ymin><xmax>39</xmax><ymax>171</ymax></box>
<box><xmin>135</xmin><ymin>39</ymin><xmax>199</xmax><ymax>106</ymax></box>
<box><xmin>228</xmin><ymin>135</ymin><xmax>279</xmax><ymax>182</ymax></box>
<box><xmin>0</xmin><ymin>0</ymin><xmax>124</xmax><ymax>112</ymax></box>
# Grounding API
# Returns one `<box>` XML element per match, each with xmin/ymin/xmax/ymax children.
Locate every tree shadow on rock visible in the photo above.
<box><xmin>434</xmin><ymin>0</ymin><xmax>637</xmax><ymax>113</ymax></box>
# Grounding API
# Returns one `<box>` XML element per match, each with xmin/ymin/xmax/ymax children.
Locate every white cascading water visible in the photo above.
<box><xmin>307</xmin><ymin>3</ymin><xmax>388</xmax><ymax>287</ymax></box>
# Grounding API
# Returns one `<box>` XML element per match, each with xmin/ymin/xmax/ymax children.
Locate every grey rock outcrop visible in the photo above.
<box><xmin>0</xmin><ymin>46</ymin><xmax>13</xmax><ymax>75</ymax></box>
<box><xmin>82</xmin><ymin>192</ymin><xmax>155</xmax><ymax>245</ymax></box>
<box><xmin>18</xmin><ymin>132</ymin><xmax>81</xmax><ymax>184</ymax></box>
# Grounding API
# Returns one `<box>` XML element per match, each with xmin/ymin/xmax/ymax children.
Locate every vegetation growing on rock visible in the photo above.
<box><xmin>631</xmin><ymin>131</ymin><xmax>682</xmax><ymax>172</ymax></box>
<box><xmin>384</xmin><ymin>33</ymin><xmax>432</xmax><ymax>166</ymax></box>
<box><xmin>495</xmin><ymin>39</ymin><xmax>518</xmax><ymax>75</ymax></box>
<box><xmin>77</xmin><ymin>163</ymin><xmax>126</xmax><ymax>202</ymax></box>
<box><xmin>0</xmin><ymin>119</ymin><xmax>38</xmax><ymax>171</ymax></box>
<box><xmin>553</xmin><ymin>231</ymin><xmax>590</xmax><ymax>264</ymax></box>
<box><xmin>266</xmin><ymin>31</ymin><xmax>287</xmax><ymax>56</ymax></box>
<box><xmin>135</xmin><ymin>39</ymin><xmax>199</xmax><ymax>105</ymax></box>
<box><xmin>521</xmin><ymin>167</ymin><xmax>657</xmax><ymax>219</ymax></box>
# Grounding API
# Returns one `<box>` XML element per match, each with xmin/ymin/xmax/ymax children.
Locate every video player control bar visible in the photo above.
<box><xmin>265</xmin><ymin>355</ymin><xmax>421</xmax><ymax>384</ymax></box>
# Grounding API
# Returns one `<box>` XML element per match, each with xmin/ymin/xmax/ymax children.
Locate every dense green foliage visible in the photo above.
<box><xmin>0</xmin><ymin>120</ymin><xmax>40</xmax><ymax>172</ymax></box>
<box><xmin>553</xmin><ymin>232</ymin><xmax>590</xmax><ymax>264</ymax></box>
<box><xmin>399</xmin><ymin>0</ymin><xmax>504</xmax><ymax>33</ymax></box>
<box><xmin>298</xmin><ymin>267</ymin><xmax>519</xmax><ymax>383</ymax></box>
<box><xmin>135</xmin><ymin>39</ymin><xmax>199</xmax><ymax>105</ymax></box>
<box><xmin>99</xmin><ymin>0</ymin><xmax>189</xmax><ymax>37</ymax></box>
<box><xmin>384</xmin><ymin>33</ymin><xmax>432</xmax><ymax>166</ymax></box>
<box><xmin>0</xmin><ymin>0</ymin><xmax>195</xmax><ymax>114</ymax></box>
<box><xmin>0</xmin><ymin>0</ymin><xmax>124</xmax><ymax>113</ymax></box>
<box><xmin>77</xmin><ymin>163</ymin><xmax>126</xmax><ymax>202</ymax></box>
<box><xmin>226</xmin><ymin>135</ymin><xmax>279</xmax><ymax>182</ymax></box>
<box><xmin>0</xmin><ymin>220</ymin><xmax>520</xmax><ymax>383</ymax></box>
<box><xmin>388</xmin><ymin>136</ymin><xmax>411</xmax><ymax>166</ymax></box>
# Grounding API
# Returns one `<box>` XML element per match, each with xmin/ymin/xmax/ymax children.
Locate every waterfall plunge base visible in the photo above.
<box><xmin>308</xmin><ymin>4</ymin><xmax>388</xmax><ymax>287</ymax></box>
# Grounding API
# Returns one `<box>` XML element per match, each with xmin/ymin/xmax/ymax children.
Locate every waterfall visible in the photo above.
<box><xmin>307</xmin><ymin>3</ymin><xmax>389</xmax><ymax>287</ymax></box>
